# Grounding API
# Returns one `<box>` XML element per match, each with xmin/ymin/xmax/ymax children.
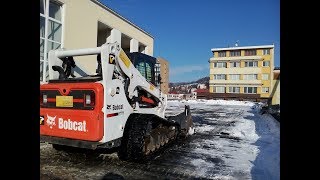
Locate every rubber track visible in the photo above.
<box><xmin>118</xmin><ymin>114</ymin><xmax>148</xmax><ymax>161</ymax></box>
<box><xmin>118</xmin><ymin>114</ymin><xmax>178</xmax><ymax>162</ymax></box>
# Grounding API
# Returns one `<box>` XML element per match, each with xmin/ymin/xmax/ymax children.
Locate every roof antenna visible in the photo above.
<box><xmin>235</xmin><ymin>40</ymin><xmax>239</xmax><ymax>47</ymax></box>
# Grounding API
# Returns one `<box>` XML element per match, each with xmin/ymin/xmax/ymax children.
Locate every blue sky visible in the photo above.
<box><xmin>101</xmin><ymin>0</ymin><xmax>280</xmax><ymax>83</ymax></box>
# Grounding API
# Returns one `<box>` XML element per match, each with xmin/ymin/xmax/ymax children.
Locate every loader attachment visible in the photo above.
<box><xmin>167</xmin><ymin>105</ymin><xmax>194</xmax><ymax>137</ymax></box>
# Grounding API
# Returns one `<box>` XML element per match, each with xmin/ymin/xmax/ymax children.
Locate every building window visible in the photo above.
<box><xmin>214</xmin><ymin>74</ymin><xmax>226</xmax><ymax>80</ymax></box>
<box><xmin>244</xmin><ymin>87</ymin><xmax>257</xmax><ymax>94</ymax></box>
<box><xmin>243</xmin><ymin>74</ymin><xmax>258</xmax><ymax>80</ymax></box>
<box><xmin>230</xmin><ymin>50</ymin><xmax>241</xmax><ymax>57</ymax></box>
<box><xmin>263</xmin><ymin>49</ymin><xmax>270</xmax><ymax>55</ymax></box>
<box><xmin>229</xmin><ymin>74</ymin><xmax>240</xmax><ymax>80</ymax></box>
<box><xmin>262</xmin><ymin>87</ymin><xmax>269</xmax><ymax>93</ymax></box>
<box><xmin>40</xmin><ymin>0</ymin><xmax>63</xmax><ymax>82</ymax></box>
<box><xmin>214</xmin><ymin>86</ymin><xmax>225</xmax><ymax>93</ymax></box>
<box><xmin>229</xmin><ymin>87</ymin><xmax>240</xmax><ymax>93</ymax></box>
<box><xmin>218</xmin><ymin>51</ymin><xmax>226</xmax><ymax>57</ymax></box>
<box><xmin>155</xmin><ymin>63</ymin><xmax>161</xmax><ymax>86</ymax></box>
<box><xmin>244</xmin><ymin>49</ymin><xmax>257</xmax><ymax>56</ymax></box>
<box><xmin>230</xmin><ymin>61</ymin><xmax>240</xmax><ymax>68</ymax></box>
<box><xmin>245</xmin><ymin>61</ymin><xmax>258</xmax><ymax>67</ymax></box>
<box><xmin>263</xmin><ymin>61</ymin><xmax>270</xmax><ymax>67</ymax></box>
<box><xmin>262</xmin><ymin>74</ymin><xmax>269</xmax><ymax>80</ymax></box>
<box><xmin>214</xmin><ymin>62</ymin><xmax>227</xmax><ymax>68</ymax></box>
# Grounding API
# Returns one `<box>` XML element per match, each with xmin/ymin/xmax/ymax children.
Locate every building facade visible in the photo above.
<box><xmin>271</xmin><ymin>67</ymin><xmax>280</xmax><ymax>105</ymax></box>
<box><xmin>167</xmin><ymin>93</ymin><xmax>182</xmax><ymax>100</ymax></box>
<box><xmin>157</xmin><ymin>57</ymin><xmax>169</xmax><ymax>94</ymax></box>
<box><xmin>40</xmin><ymin>0</ymin><xmax>154</xmax><ymax>82</ymax></box>
<box><xmin>209</xmin><ymin>45</ymin><xmax>274</xmax><ymax>101</ymax></box>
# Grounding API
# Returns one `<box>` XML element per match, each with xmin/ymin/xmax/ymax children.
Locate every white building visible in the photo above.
<box><xmin>197</xmin><ymin>84</ymin><xmax>207</xmax><ymax>89</ymax></box>
<box><xmin>40</xmin><ymin>0</ymin><xmax>154</xmax><ymax>82</ymax></box>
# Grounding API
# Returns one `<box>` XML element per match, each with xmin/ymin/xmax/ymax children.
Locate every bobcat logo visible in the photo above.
<box><xmin>46</xmin><ymin>115</ymin><xmax>56</xmax><ymax>129</ymax></box>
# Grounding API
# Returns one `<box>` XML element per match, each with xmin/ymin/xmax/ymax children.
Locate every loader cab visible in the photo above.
<box><xmin>126</xmin><ymin>52</ymin><xmax>159</xmax><ymax>86</ymax></box>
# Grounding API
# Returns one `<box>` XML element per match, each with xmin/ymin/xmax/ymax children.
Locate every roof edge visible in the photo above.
<box><xmin>211</xmin><ymin>44</ymin><xmax>274</xmax><ymax>51</ymax></box>
<box><xmin>157</xmin><ymin>57</ymin><xmax>169</xmax><ymax>62</ymax></box>
<box><xmin>91</xmin><ymin>0</ymin><xmax>154</xmax><ymax>39</ymax></box>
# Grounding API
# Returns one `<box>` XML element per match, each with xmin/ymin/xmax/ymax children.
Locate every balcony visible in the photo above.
<box><xmin>210</xmin><ymin>67</ymin><xmax>261</xmax><ymax>74</ymax></box>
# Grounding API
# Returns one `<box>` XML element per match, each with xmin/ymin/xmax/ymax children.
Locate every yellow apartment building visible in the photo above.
<box><xmin>209</xmin><ymin>44</ymin><xmax>274</xmax><ymax>101</ymax></box>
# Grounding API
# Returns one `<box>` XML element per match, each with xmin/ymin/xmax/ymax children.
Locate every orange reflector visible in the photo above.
<box><xmin>141</xmin><ymin>96</ymin><xmax>155</xmax><ymax>104</ymax></box>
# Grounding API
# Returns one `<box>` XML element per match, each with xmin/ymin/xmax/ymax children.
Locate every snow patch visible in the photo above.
<box><xmin>190</xmin><ymin>159</ymin><xmax>215</xmax><ymax>177</ymax></box>
<box><xmin>188</xmin><ymin>126</ymin><xmax>195</xmax><ymax>135</ymax></box>
<box><xmin>196</xmin><ymin>124</ymin><xmax>215</xmax><ymax>133</ymax></box>
<box><xmin>216</xmin><ymin>112</ymin><xmax>227</xmax><ymax>116</ymax></box>
<box><xmin>205</xmin><ymin>117</ymin><xmax>218</xmax><ymax>121</ymax></box>
<box><xmin>212</xmin><ymin>175</ymin><xmax>234</xmax><ymax>180</ymax></box>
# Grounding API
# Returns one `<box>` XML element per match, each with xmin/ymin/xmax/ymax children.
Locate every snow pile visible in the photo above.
<box><xmin>229</xmin><ymin>120</ymin><xmax>259</xmax><ymax>142</ymax></box>
<box><xmin>166</xmin><ymin>99</ymin><xmax>279</xmax><ymax>179</ymax></box>
<box><xmin>251</xmin><ymin>113</ymin><xmax>280</xmax><ymax>180</ymax></box>
<box><xmin>260</xmin><ymin>114</ymin><xmax>280</xmax><ymax>136</ymax></box>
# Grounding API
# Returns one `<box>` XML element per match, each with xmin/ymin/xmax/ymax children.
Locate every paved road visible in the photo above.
<box><xmin>40</xmin><ymin>101</ymin><xmax>278</xmax><ymax>180</ymax></box>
